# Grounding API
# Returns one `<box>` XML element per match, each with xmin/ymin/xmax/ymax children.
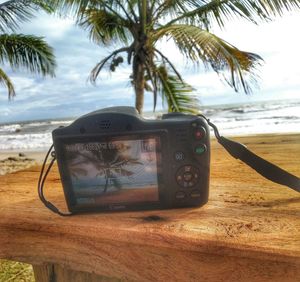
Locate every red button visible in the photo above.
<box><xmin>194</xmin><ymin>129</ymin><xmax>204</xmax><ymax>140</ymax></box>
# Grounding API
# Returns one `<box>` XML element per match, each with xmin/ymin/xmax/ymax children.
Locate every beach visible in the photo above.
<box><xmin>0</xmin><ymin>99</ymin><xmax>299</xmax><ymax>176</ymax></box>
<box><xmin>1</xmin><ymin>100</ymin><xmax>300</xmax><ymax>151</ymax></box>
<box><xmin>0</xmin><ymin>150</ymin><xmax>46</xmax><ymax>176</ymax></box>
<box><xmin>1</xmin><ymin>132</ymin><xmax>299</xmax><ymax>177</ymax></box>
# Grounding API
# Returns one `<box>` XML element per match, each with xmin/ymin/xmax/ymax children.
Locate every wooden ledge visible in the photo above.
<box><xmin>1</xmin><ymin>134</ymin><xmax>300</xmax><ymax>281</ymax></box>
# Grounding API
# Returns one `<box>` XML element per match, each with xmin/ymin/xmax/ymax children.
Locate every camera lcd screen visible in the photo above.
<box><xmin>64</xmin><ymin>136</ymin><xmax>161</xmax><ymax>208</ymax></box>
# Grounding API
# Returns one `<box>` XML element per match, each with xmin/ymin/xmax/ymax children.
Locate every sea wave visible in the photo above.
<box><xmin>0</xmin><ymin>124</ymin><xmax>22</xmax><ymax>133</ymax></box>
<box><xmin>0</xmin><ymin>133</ymin><xmax>52</xmax><ymax>150</ymax></box>
<box><xmin>1</xmin><ymin>100</ymin><xmax>300</xmax><ymax>151</ymax></box>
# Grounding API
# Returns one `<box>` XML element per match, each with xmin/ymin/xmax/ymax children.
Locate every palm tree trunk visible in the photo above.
<box><xmin>134</xmin><ymin>62</ymin><xmax>145</xmax><ymax>114</ymax></box>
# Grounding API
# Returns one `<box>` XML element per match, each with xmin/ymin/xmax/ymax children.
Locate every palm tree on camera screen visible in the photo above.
<box><xmin>67</xmin><ymin>142</ymin><xmax>143</xmax><ymax>193</ymax></box>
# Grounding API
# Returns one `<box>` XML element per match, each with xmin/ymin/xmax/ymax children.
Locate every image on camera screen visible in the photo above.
<box><xmin>64</xmin><ymin>137</ymin><xmax>160</xmax><ymax>206</ymax></box>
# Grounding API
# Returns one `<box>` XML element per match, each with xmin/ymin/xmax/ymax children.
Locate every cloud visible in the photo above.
<box><xmin>20</xmin><ymin>12</ymin><xmax>75</xmax><ymax>41</ymax></box>
<box><xmin>1</xmin><ymin>10</ymin><xmax>300</xmax><ymax>122</ymax></box>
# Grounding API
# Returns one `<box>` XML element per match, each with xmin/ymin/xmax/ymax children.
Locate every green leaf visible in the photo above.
<box><xmin>154</xmin><ymin>24</ymin><xmax>262</xmax><ymax>94</ymax></box>
<box><xmin>0</xmin><ymin>0</ymin><xmax>53</xmax><ymax>32</ymax></box>
<box><xmin>79</xmin><ymin>8</ymin><xmax>131</xmax><ymax>45</ymax></box>
<box><xmin>0</xmin><ymin>34</ymin><xmax>56</xmax><ymax>77</ymax></box>
<box><xmin>155</xmin><ymin>65</ymin><xmax>200</xmax><ymax>114</ymax></box>
<box><xmin>165</xmin><ymin>0</ymin><xmax>300</xmax><ymax>28</ymax></box>
<box><xmin>0</xmin><ymin>67</ymin><xmax>15</xmax><ymax>99</ymax></box>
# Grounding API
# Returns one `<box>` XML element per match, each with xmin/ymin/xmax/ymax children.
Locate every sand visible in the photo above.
<box><xmin>0</xmin><ymin>150</ymin><xmax>47</xmax><ymax>175</ymax></box>
<box><xmin>0</xmin><ymin>133</ymin><xmax>299</xmax><ymax>176</ymax></box>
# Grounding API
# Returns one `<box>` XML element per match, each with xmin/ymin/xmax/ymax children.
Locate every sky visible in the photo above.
<box><xmin>0</xmin><ymin>8</ymin><xmax>300</xmax><ymax>123</ymax></box>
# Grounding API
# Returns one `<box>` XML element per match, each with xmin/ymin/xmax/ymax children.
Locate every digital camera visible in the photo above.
<box><xmin>52</xmin><ymin>107</ymin><xmax>210</xmax><ymax>213</ymax></box>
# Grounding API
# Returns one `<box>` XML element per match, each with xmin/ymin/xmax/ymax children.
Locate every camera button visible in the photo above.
<box><xmin>190</xmin><ymin>190</ymin><xmax>201</xmax><ymax>198</ymax></box>
<box><xmin>174</xmin><ymin>151</ymin><xmax>185</xmax><ymax>161</ymax></box>
<box><xmin>176</xmin><ymin>175</ymin><xmax>183</xmax><ymax>181</ymax></box>
<box><xmin>194</xmin><ymin>144</ymin><xmax>206</xmax><ymax>155</ymax></box>
<box><xmin>183</xmin><ymin>172</ymin><xmax>193</xmax><ymax>181</ymax></box>
<box><xmin>175</xmin><ymin>191</ymin><xmax>186</xmax><ymax>199</ymax></box>
<box><xmin>193</xmin><ymin>127</ymin><xmax>206</xmax><ymax>140</ymax></box>
<box><xmin>191</xmin><ymin>121</ymin><xmax>202</xmax><ymax>128</ymax></box>
<box><xmin>184</xmin><ymin>165</ymin><xmax>192</xmax><ymax>172</ymax></box>
<box><xmin>176</xmin><ymin>165</ymin><xmax>200</xmax><ymax>188</ymax></box>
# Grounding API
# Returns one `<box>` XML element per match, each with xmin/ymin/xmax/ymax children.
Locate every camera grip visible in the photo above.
<box><xmin>218</xmin><ymin>136</ymin><xmax>300</xmax><ymax>193</ymax></box>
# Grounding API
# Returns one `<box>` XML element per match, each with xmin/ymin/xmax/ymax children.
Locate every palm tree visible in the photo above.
<box><xmin>50</xmin><ymin>0</ymin><xmax>300</xmax><ymax>114</ymax></box>
<box><xmin>0</xmin><ymin>0</ymin><xmax>56</xmax><ymax>98</ymax></box>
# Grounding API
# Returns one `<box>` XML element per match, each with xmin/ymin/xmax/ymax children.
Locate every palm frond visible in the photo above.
<box><xmin>79</xmin><ymin>8</ymin><xmax>132</xmax><ymax>45</ymax></box>
<box><xmin>166</xmin><ymin>0</ymin><xmax>300</xmax><ymax>28</ymax></box>
<box><xmin>0</xmin><ymin>34</ymin><xmax>56</xmax><ymax>76</ymax></box>
<box><xmin>154</xmin><ymin>48</ymin><xmax>183</xmax><ymax>81</ymax></box>
<box><xmin>152</xmin><ymin>0</ymin><xmax>199</xmax><ymax>22</ymax></box>
<box><xmin>48</xmin><ymin>0</ymin><xmax>137</xmax><ymax>20</ymax></box>
<box><xmin>155</xmin><ymin>65</ymin><xmax>200</xmax><ymax>114</ymax></box>
<box><xmin>154</xmin><ymin>24</ymin><xmax>262</xmax><ymax>94</ymax></box>
<box><xmin>0</xmin><ymin>0</ymin><xmax>53</xmax><ymax>32</ymax></box>
<box><xmin>0</xmin><ymin>67</ymin><xmax>15</xmax><ymax>99</ymax></box>
<box><xmin>46</xmin><ymin>0</ymin><xmax>96</xmax><ymax>16</ymax></box>
<box><xmin>89</xmin><ymin>47</ymin><xmax>129</xmax><ymax>83</ymax></box>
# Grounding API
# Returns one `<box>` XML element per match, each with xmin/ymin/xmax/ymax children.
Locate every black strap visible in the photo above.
<box><xmin>199</xmin><ymin>115</ymin><xmax>300</xmax><ymax>193</ymax></box>
<box><xmin>38</xmin><ymin>144</ymin><xmax>72</xmax><ymax>216</ymax></box>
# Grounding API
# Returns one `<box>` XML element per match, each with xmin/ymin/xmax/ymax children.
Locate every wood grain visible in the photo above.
<box><xmin>0</xmin><ymin>134</ymin><xmax>300</xmax><ymax>281</ymax></box>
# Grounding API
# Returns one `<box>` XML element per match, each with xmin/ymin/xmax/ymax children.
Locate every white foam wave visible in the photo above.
<box><xmin>0</xmin><ymin>133</ymin><xmax>52</xmax><ymax>150</ymax></box>
<box><xmin>1</xmin><ymin>100</ymin><xmax>300</xmax><ymax>151</ymax></box>
<box><xmin>50</xmin><ymin>120</ymin><xmax>73</xmax><ymax>125</ymax></box>
<box><xmin>0</xmin><ymin>124</ymin><xmax>22</xmax><ymax>133</ymax></box>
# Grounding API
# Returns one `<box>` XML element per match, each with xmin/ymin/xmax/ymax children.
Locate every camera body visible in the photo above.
<box><xmin>52</xmin><ymin>107</ymin><xmax>210</xmax><ymax>213</ymax></box>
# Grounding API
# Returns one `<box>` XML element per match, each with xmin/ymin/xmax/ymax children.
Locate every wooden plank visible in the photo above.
<box><xmin>0</xmin><ymin>134</ymin><xmax>300</xmax><ymax>281</ymax></box>
<box><xmin>31</xmin><ymin>254</ymin><xmax>300</xmax><ymax>282</ymax></box>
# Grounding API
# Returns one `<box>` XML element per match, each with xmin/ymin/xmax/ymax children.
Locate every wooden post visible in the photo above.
<box><xmin>32</xmin><ymin>264</ymin><xmax>119</xmax><ymax>282</ymax></box>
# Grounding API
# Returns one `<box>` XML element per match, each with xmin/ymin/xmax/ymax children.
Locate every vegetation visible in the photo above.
<box><xmin>48</xmin><ymin>0</ymin><xmax>300</xmax><ymax>114</ymax></box>
<box><xmin>0</xmin><ymin>0</ymin><xmax>56</xmax><ymax>99</ymax></box>
<box><xmin>0</xmin><ymin>259</ymin><xmax>34</xmax><ymax>281</ymax></box>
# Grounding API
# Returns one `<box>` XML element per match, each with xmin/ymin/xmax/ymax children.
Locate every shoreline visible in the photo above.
<box><xmin>0</xmin><ymin>132</ymin><xmax>299</xmax><ymax>176</ymax></box>
<box><xmin>0</xmin><ymin>150</ymin><xmax>48</xmax><ymax>161</ymax></box>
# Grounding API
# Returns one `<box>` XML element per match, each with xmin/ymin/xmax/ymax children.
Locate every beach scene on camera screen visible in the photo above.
<box><xmin>64</xmin><ymin>137</ymin><xmax>160</xmax><ymax>206</ymax></box>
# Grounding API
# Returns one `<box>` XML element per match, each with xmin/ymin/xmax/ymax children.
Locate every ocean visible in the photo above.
<box><xmin>1</xmin><ymin>99</ymin><xmax>300</xmax><ymax>151</ymax></box>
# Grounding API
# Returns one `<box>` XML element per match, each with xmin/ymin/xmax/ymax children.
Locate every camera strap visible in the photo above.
<box><xmin>38</xmin><ymin>144</ymin><xmax>72</xmax><ymax>216</ymax></box>
<box><xmin>199</xmin><ymin>115</ymin><xmax>300</xmax><ymax>193</ymax></box>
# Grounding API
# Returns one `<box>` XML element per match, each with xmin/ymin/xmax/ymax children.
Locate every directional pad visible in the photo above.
<box><xmin>176</xmin><ymin>165</ymin><xmax>200</xmax><ymax>188</ymax></box>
